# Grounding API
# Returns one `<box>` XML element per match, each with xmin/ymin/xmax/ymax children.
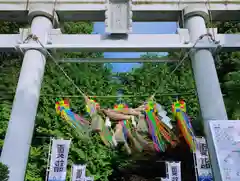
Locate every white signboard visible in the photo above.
<box><xmin>160</xmin><ymin>178</ymin><xmax>169</xmax><ymax>181</ymax></box>
<box><xmin>85</xmin><ymin>176</ymin><xmax>94</xmax><ymax>181</ymax></box>
<box><xmin>48</xmin><ymin>139</ymin><xmax>71</xmax><ymax>181</ymax></box>
<box><xmin>71</xmin><ymin>164</ymin><xmax>86</xmax><ymax>181</ymax></box>
<box><xmin>209</xmin><ymin>120</ymin><xmax>240</xmax><ymax>181</ymax></box>
<box><xmin>166</xmin><ymin>161</ymin><xmax>181</xmax><ymax>181</ymax></box>
<box><xmin>194</xmin><ymin>137</ymin><xmax>213</xmax><ymax>181</ymax></box>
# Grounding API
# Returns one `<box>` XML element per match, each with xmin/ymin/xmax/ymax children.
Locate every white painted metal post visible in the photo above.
<box><xmin>45</xmin><ymin>137</ymin><xmax>53</xmax><ymax>181</ymax></box>
<box><xmin>0</xmin><ymin>13</ymin><xmax>54</xmax><ymax>181</ymax></box>
<box><xmin>184</xmin><ymin>6</ymin><xmax>228</xmax><ymax>181</ymax></box>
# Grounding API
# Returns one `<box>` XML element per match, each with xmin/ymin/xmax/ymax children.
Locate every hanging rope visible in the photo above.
<box><xmin>178</xmin><ymin>0</ymin><xmax>185</xmax><ymax>28</ymax></box>
<box><xmin>150</xmin><ymin>33</ymin><xmax>219</xmax><ymax>99</ymax></box>
<box><xmin>40</xmin><ymin>92</ymin><xmax>196</xmax><ymax>98</ymax></box>
<box><xmin>36</xmin><ymin>37</ymin><xmax>87</xmax><ymax>97</ymax></box>
<box><xmin>206</xmin><ymin>0</ymin><xmax>216</xmax><ymax>41</ymax></box>
<box><xmin>0</xmin><ymin>91</ymin><xmax>196</xmax><ymax>101</ymax></box>
<box><xmin>22</xmin><ymin>33</ymin><xmax>219</xmax><ymax>100</ymax></box>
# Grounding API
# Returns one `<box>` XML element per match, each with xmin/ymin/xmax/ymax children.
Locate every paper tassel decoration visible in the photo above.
<box><xmin>99</xmin><ymin>117</ymin><xmax>116</xmax><ymax>147</ymax></box>
<box><xmin>136</xmin><ymin>114</ymin><xmax>149</xmax><ymax>133</ymax></box>
<box><xmin>123</xmin><ymin>119</ymin><xmax>143</xmax><ymax>152</ymax></box>
<box><xmin>55</xmin><ymin>99</ymin><xmax>90</xmax><ymax>134</ymax></box>
<box><xmin>85</xmin><ymin>97</ymin><xmax>103</xmax><ymax>131</ymax></box>
<box><xmin>145</xmin><ymin>101</ymin><xmax>166</xmax><ymax>152</ymax></box>
<box><xmin>144</xmin><ymin>100</ymin><xmax>178</xmax><ymax>152</ymax></box>
<box><xmin>85</xmin><ymin>97</ymin><xmax>115</xmax><ymax>147</ymax></box>
<box><xmin>113</xmin><ymin>103</ymin><xmax>143</xmax><ymax>154</ymax></box>
<box><xmin>113</xmin><ymin>104</ymin><xmax>133</xmax><ymax>154</ymax></box>
<box><xmin>55</xmin><ymin>98</ymin><xmax>198</xmax><ymax>153</ymax></box>
<box><xmin>114</xmin><ymin>123</ymin><xmax>126</xmax><ymax>143</ymax></box>
<box><xmin>156</xmin><ymin>103</ymin><xmax>173</xmax><ymax>129</ymax></box>
<box><xmin>172</xmin><ymin>100</ymin><xmax>196</xmax><ymax>152</ymax></box>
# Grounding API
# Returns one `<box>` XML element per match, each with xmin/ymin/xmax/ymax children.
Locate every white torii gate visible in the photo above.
<box><xmin>0</xmin><ymin>1</ymin><xmax>239</xmax><ymax>181</ymax></box>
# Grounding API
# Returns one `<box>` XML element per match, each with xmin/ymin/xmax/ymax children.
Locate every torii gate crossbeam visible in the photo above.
<box><xmin>0</xmin><ymin>0</ymin><xmax>240</xmax><ymax>22</ymax></box>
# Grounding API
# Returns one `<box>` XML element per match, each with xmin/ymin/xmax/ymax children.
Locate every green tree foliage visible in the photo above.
<box><xmin>216</xmin><ymin>22</ymin><xmax>240</xmax><ymax>119</ymax></box>
<box><xmin>0</xmin><ymin>21</ymin><xmax>121</xmax><ymax>181</ymax></box>
<box><xmin>0</xmin><ymin>20</ymin><xmax>239</xmax><ymax>181</ymax></box>
<box><xmin>0</xmin><ymin>21</ymin><xmax>24</xmax><ymax>149</ymax></box>
<box><xmin>0</xmin><ymin>162</ymin><xmax>9</xmax><ymax>181</ymax></box>
<box><xmin>112</xmin><ymin>54</ymin><xmax>200</xmax><ymax>181</ymax></box>
<box><xmin>118</xmin><ymin>61</ymin><xmax>198</xmax><ymax>116</ymax></box>
<box><xmin>26</xmin><ymin>22</ymin><xmax>125</xmax><ymax>181</ymax></box>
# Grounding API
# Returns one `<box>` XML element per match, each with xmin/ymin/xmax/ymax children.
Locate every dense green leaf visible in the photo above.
<box><xmin>0</xmin><ymin>21</ymin><xmax>239</xmax><ymax>181</ymax></box>
<box><xmin>0</xmin><ymin>162</ymin><xmax>9</xmax><ymax>181</ymax></box>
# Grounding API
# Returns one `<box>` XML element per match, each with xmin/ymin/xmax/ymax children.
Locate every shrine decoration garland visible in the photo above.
<box><xmin>172</xmin><ymin>100</ymin><xmax>196</xmax><ymax>152</ymax></box>
<box><xmin>114</xmin><ymin>103</ymin><xmax>143</xmax><ymax>154</ymax></box>
<box><xmin>55</xmin><ymin>99</ymin><xmax>90</xmax><ymax>135</ymax></box>
<box><xmin>55</xmin><ymin>98</ymin><xmax>195</xmax><ymax>154</ymax></box>
<box><xmin>85</xmin><ymin>96</ymin><xmax>114</xmax><ymax>147</ymax></box>
<box><xmin>144</xmin><ymin>101</ymin><xmax>178</xmax><ymax>152</ymax></box>
<box><xmin>144</xmin><ymin>101</ymin><xmax>166</xmax><ymax>152</ymax></box>
<box><xmin>156</xmin><ymin>103</ymin><xmax>173</xmax><ymax>129</ymax></box>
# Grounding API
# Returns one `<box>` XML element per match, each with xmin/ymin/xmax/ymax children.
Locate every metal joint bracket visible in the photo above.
<box><xmin>177</xmin><ymin>28</ymin><xmax>190</xmax><ymax>44</ymax></box>
<box><xmin>19</xmin><ymin>28</ymin><xmax>51</xmax><ymax>44</ymax></box>
<box><xmin>15</xmin><ymin>28</ymin><xmax>32</xmax><ymax>55</ymax></box>
<box><xmin>48</xmin><ymin>28</ymin><xmax>62</xmax><ymax>44</ymax></box>
<box><xmin>207</xmin><ymin>29</ymin><xmax>220</xmax><ymax>42</ymax></box>
<box><xmin>184</xmin><ymin>27</ymin><xmax>220</xmax><ymax>53</ymax></box>
<box><xmin>204</xmin><ymin>28</ymin><xmax>222</xmax><ymax>54</ymax></box>
<box><xmin>18</xmin><ymin>28</ymin><xmax>31</xmax><ymax>44</ymax></box>
<box><xmin>105</xmin><ymin>0</ymin><xmax>132</xmax><ymax>34</ymax></box>
<box><xmin>16</xmin><ymin>28</ymin><xmax>55</xmax><ymax>55</ymax></box>
<box><xmin>47</xmin><ymin>28</ymin><xmax>62</xmax><ymax>57</ymax></box>
<box><xmin>15</xmin><ymin>44</ymin><xmax>48</xmax><ymax>56</ymax></box>
<box><xmin>48</xmin><ymin>28</ymin><xmax>62</xmax><ymax>56</ymax></box>
<box><xmin>193</xmin><ymin>36</ymin><xmax>219</xmax><ymax>52</ymax></box>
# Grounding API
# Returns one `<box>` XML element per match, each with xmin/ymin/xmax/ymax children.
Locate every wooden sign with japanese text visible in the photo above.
<box><xmin>48</xmin><ymin>139</ymin><xmax>71</xmax><ymax>181</ymax></box>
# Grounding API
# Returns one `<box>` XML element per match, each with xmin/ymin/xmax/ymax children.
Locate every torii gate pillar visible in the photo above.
<box><xmin>0</xmin><ymin>8</ymin><xmax>56</xmax><ymax>181</ymax></box>
<box><xmin>184</xmin><ymin>6</ymin><xmax>228</xmax><ymax>181</ymax></box>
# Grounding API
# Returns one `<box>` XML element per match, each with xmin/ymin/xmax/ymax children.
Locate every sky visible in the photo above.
<box><xmin>93</xmin><ymin>22</ymin><xmax>177</xmax><ymax>72</ymax></box>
